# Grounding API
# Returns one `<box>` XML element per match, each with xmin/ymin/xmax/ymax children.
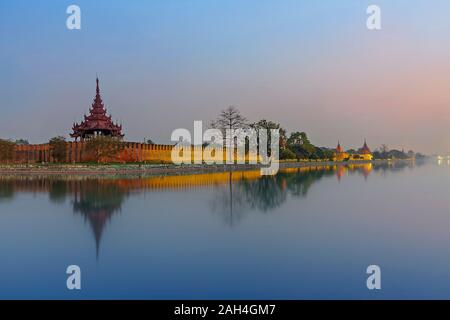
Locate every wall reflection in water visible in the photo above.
<box><xmin>0</xmin><ymin>161</ymin><xmax>419</xmax><ymax>258</ymax></box>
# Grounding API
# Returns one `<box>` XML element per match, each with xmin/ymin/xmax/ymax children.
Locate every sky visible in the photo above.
<box><xmin>1</xmin><ymin>0</ymin><xmax>450</xmax><ymax>154</ymax></box>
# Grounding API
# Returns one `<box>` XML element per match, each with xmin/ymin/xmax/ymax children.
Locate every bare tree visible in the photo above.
<box><xmin>211</xmin><ymin>106</ymin><xmax>249</xmax><ymax>162</ymax></box>
<box><xmin>211</xmin><ymin>106</ymin><xmax>248</xmax><ymax>132</ymax></box>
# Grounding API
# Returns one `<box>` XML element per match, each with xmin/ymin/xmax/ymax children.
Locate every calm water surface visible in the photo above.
<box><xmin>1</xmin><ymin>160</ymin><xmax>450</xmax><ymax>299</ymax></box>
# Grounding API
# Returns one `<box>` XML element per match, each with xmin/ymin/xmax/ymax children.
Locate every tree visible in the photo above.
<box><xmin>379</xmin><ymin>144</ymin><xmax>389</xmax><ymax>158</ymax></box>
<box><xmin>286</xmin><ymin>132</ymin><xmax>316</xmax><ymax>159</ymax></box>
<box><xmin>250</xmin><ymin>119</ymin><xmax>287</xmax><ymax>151</ymax></box>
<box><xmin>0</xmin><ymin>139</ymin><xmax>16</xmax><ymax>163</ymax></box>
<box><xmin>287</xmin><ymin>132</ymin><xmax>309</xmax><ymax>147</ymax></box>
<box><xmin>388</xmin><ymin>149</ymin><xmax>408</xmax><ymax>160</ymax></box>
<box><xmin>372</xmin><ymin>151</ymin><xmax>380</xmax><ymax>159</ymax></box>
<box><xmin>211</xmin><ymin>106</ymin><xmax>249</xmax><ymax>155</ymax></box>
<box><xmin>15</xmin><ymin>139</ymin><xmax>29</xmax><ymax>145</ymax></box>
<box><xmin>315</xmin><ymin>147</ymin><xmax>335</xmax><ymax>160</ymax></box>
<box><xmin>85</xmin><ymin>136</ymin><xmax>123</xmax><ymax>163</ymax></box>
<box><xmin>49</xmin><ymin>136</ymin><xmax>67</xmax><ymax>163</ymax></box>
<box><xmin>415</xmin><ymin>152</ymin><xmax>426</xmax><ymax>159</ymax></box>
<box><xmin>146</xmin><ymin>139</ymin><xmax>154</xmax><ymax>145</ymax></box>
<box><xmin>280</xmin><ymin>148</ymin><xmax>296</xmax><ymax>160</ymax></box>
<box><xmin>211</xmin><ymin>106</ymin><xmax>248</xmax><ymax>133</ymax></box>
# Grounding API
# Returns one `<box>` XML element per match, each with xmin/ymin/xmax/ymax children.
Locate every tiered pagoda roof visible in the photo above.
<box><xmin>360</xmin><ymin>139</ymin><xmax>372</xmax><ymax>154</ymax></box>
<box><xmin>336</xmin><ymin>141</ymin><xmax>343</xmax><ymax>153</ymax></box>
<box><xmin>71</xmin><ymin>78</ymin><xmax>124</xmax><ymax>141</ymax></box>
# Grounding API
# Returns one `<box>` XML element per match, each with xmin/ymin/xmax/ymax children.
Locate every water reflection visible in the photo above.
<box><xmin>72</xmin><ymin>180</ymin><xmax>128</xmax><ymax>258</ymax></box>
<box><xmin>0</xmin><ymin>161</ymin><xmax>420</xmax><ymax>258</ymax></box>
<box><xmin>210</xmin><ymin>167</ymin><xmax>337</xmax><ymax>226</ymax></box>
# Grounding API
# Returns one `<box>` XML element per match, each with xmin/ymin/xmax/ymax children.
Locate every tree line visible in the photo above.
<box><xmin>0</xmin><ymin>106</ymin><xmax>424</xmax><ymax>163</ymax></box>
<box><xmin>211</xmin><ymin>106</ymin><xmax>428</xmax><ymax>161</ymax></box>
<box><xmin>211</xmin><ymin>106</ymin><xmax>339</xmax><ymax>161</ymax></box>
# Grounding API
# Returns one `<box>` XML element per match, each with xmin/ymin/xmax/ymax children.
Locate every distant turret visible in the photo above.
<box><xmin>360</xmin><ymin>139</ymin><xmax>372</xmax><ymax>155</ymax></box>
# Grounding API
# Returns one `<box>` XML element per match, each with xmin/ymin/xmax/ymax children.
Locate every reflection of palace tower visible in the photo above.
<box><xmin>361</xmin><ymin>163</ymin><xmax>373</xmax><ymax>179</ymax></box>
<box><xmin>72</xmin><ymin>180</ymin><xmax>127</xmax><ymax>259</ymax></box>
<box><xmin>0</xmin><ymin>176</ymin><xmax>129</xmax><ymax>259</ymax></box>
<box><xmin>332</xmin><ymin>163</ymin><xmax>374</xmax><ymax>182</ymax></box>
<box><xmin>347</xmin><ymin>163</ymin><xmax>373</xmax><ymax>180</ymax></box>
<box><xmin>0</xmin><ymin>163</ymin><xmax>395</xmax><ymax>255</ymax></box>
<box><xmin>336</xmin><ymin>165</ymin><xmax>346</xmax><ymax>182</ymax></box>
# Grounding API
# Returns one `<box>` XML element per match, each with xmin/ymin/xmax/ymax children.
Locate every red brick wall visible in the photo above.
<box><xmin>11</xmin><ymin>142</ymin><xmax>174</xmax><ymax>163</ymax></box>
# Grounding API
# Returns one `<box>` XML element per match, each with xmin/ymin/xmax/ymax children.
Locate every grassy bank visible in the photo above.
<box><xmin>0</xmin><ymin>159</ymin><xmax>410</xmax><ymax>176</ymax></box>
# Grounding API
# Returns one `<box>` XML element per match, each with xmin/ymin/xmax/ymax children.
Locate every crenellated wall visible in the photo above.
<box><xmin>10</xmin><ymin>142</ymin><xmax>258</xmax><ymax>164</ymax></box>
<box><xmin>15</xmin><ymin>144</ymin><xmax>52</xmax><ymax>163</ymax></box>
<box><xmin>12</xmin><ymin>142</ymin><xmax>173</xmax><ymax>163</ymax></box>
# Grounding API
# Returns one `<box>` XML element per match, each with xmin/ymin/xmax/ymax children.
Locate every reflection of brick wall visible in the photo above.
<box><xmin>10</xmin><ymin>142</ymin><xmax>257</xmax><ymax>164</ymax></box>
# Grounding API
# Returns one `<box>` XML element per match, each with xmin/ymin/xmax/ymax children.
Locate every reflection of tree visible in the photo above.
<box><xmin>0</xmin><ymin>180</ymin><xmax>14</xmax><ymax>202</ymax></box>
<box><xmin>210</xmin><ymin>172</ymin><xmax>249</xmax><ymax>227</ymax></box>
<box><xmin>210</xmin><ymin>165</ymin><xmax>382</xmax><ymax>225</ymax></box>
<box><xmin>372</xmin><ymin>160</ymin><xmax>421</xmax><ymax>175</ymax></box>
<box><xmin>239</xmin><ymin>168</ymin><xmax>336</xmax><ymax>210</ymax></box>
<box><xmin>210</xmin><ymin>168</ymin><xmax>335</xmax><ymax>224</ymax></box>
<box><xmin>48</xmin><ymin>180</ymin><xmax>68</xmax><ymax>204</ymax></box>
<box><xmin>282</xmin><ymin>169</ymin><xmax>334</xmax><ymax>197</ymax></box>
<box><xmin>240</xmin><ymin>175</ymin><xmax>287</xmax><ymax>212</ymax></box>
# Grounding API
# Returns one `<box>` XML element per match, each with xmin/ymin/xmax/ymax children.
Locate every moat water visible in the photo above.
<box><xmin>0</xmin><ymin>160</ymin><xmax>449</xmax><ymax>299</ymax></box>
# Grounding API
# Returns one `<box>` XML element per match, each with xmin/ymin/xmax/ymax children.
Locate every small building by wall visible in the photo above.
<box><xmin>333</xmin><ymin>140</ymin><xmax>373</xmax><ymax>162</ymax></box>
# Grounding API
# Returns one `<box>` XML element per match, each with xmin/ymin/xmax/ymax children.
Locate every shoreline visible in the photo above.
<box><xmin>0</xmin><ymin>159</ymin><xmax>412</xmax><ymax>177</ymax></box>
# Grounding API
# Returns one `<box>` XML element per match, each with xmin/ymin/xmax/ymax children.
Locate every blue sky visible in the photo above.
<box><xmin>1</xmin><ymin>0</ymin><xmax>450</xmax><ymax>153</ymax></box>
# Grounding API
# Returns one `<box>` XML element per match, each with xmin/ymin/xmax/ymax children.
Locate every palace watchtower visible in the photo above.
<box><xmin>71</xmin><ymin>78</ymin><xmax>124</xmax><ymax>141</ymax></box>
